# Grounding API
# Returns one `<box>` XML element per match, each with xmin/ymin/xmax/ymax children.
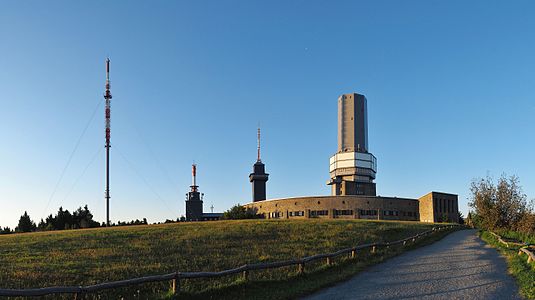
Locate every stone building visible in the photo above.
<box><xmin>244</xmin><ymin>92</ymin><xmax>460</xmax><ymax>224</ymax></box>
<box><xmin>418</xmin><ymin>192</ymin><xmax>459</xmax><ymax>223</ymax></box>
<box><xmin>244</xmin><ymin>195</ymin><xmax>420</xmax><ymax>221</ymax></box>
<box><xmin>244</xmin><ymin>193</ymin><xmax>458</xmax><ymax>223</ymax></box>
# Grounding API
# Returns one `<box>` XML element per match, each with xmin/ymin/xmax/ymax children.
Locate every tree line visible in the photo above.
<box><xmin>0</xmin><ymin>204</ymin><xmax>259</xmax><ymax>234</ymax></box>
<box><xmin>0</xmin><ymin>205</ymin><xmax>149</xmax><ymax>234</ymax></box>
<box><xmin>469</xmin><ymin>174</ymin><xmax>535</xmax><ymax>236</ymax></box>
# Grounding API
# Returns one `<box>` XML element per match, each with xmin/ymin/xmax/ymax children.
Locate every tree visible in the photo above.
<box><xmin>458</xmin><ymin>211</ymin><xmax>465</xmax><ymax>225</ymax></box>
<box><xmin>469</xmin><ymin>174</ymin><xmax>530</xmax><ymax>231</ymax></box>
<box><xmin>15</xmin><ymin>211</ymin><xmax>36</xmax><ymax>232</ymax></box>
<box><xmin>223</xmin><ymin>204</ymin><xmax>261</xmax><ymax>220</ymax></box>
<box><xmin>37</xmin><ymin>219</ymin><xmax>47</xmax><ymax>231</ymax></box>
<box><xmin>0</xmin><ymin>227</ymin><xmax>12</xmax><ymax>234</ymax></box>
<box><xmin>73</xmin><ymin>205</ymin><xmax>99</xmax><ymax>229</ymax></box>
<box><xmin>516</xmin><ymin>211</ymin><xmax>535</xmax><ymax>235</ymax></box>
<box><xmin>54</xmin><ymin>207</ymin><xmax>73</xmax><ymax>230</ymax></box>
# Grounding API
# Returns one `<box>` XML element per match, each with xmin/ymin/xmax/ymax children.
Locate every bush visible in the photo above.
<box><xmin>469</xmin><ymin>174</ymin><xmax>532</xmax><ymax>233</ymax></box>
<box><xmin>223</xmin><ymin>204</ymin><xmax>262</xmax><ymax>220</ymax></box>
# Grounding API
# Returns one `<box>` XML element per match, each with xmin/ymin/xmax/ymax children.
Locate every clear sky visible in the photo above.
<box><xmin>1</xmin><ymin>1</ymin><xmax>534</xmax><ymax>228</ymax></box>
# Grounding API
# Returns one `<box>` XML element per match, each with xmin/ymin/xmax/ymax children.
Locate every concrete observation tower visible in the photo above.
<box><xmin>327</xmin><ymin>93</ymin><xmax>377</xmax><ymax>196</ymax></box>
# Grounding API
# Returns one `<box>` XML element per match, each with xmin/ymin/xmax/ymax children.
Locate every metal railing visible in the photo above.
<box><xmin>0</xmin><ymin>225</ymin><xmax>459</xmax><ymax>298</ymax></box>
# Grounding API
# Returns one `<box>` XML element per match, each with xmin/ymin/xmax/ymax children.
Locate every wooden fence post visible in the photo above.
<box><xmin>351</xmin><ymin>249</ymin><xmax>356</xmax><ymax>259</ymax></box>
<box><xmin>242</xmin><ymin>270</ymin><xmax>249</xmax><ymax>281</ymax></box>
<box><xmin>171</xmin><ymin>275</ymin><xmax>180</xmax><ymax>295</ymax></box>
<box><xmin>371</xmin><ymin>246</ymin><xmax>376</xmax><ymax>254</ymax></box>
<box><xmin>326</xmin><ymin>257</ymin><xmax>332</xmax><ymax>266</ymax></box>
<box><xmin>298</xmin><ymin>262</ymin><xmax>305</xmax><ymax>274</ymax></box>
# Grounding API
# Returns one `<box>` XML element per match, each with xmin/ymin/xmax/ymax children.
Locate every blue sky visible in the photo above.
<box><xmin>1</xmin><ymin>1</ymin><xmax>534</xmax><ymax>227</ymax></box>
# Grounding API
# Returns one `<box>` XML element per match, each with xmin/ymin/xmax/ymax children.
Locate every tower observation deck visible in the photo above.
<box><xmin>327</xmin><ymin>93</ymin><xmax>377</xmax><ymax>196</ymax></box>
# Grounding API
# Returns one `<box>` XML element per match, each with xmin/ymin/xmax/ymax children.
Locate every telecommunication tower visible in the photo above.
<box><xmin>186</xmin><ymin>164</ymin><xmax>204</xmax><ymax>221</ymax></box>
<box><xmin>104</xmin><ymin>58</ymin><xmax>112</xmax><ymax>226</ymax></box>
<box><xmin>249</xmin><ymin>127</ymin><xmax>269</xmax><ymax>201</ymax></box>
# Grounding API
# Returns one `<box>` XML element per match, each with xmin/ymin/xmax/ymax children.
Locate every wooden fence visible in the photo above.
<box><xmin>0</xmin><ymin>225</ymin><xmax>459</xmax><ymax>298</ymax></box>
<box><xmin>488</xmin><ymin>231</ymin><xmax>535</xmax><ymax>265</ymax></box>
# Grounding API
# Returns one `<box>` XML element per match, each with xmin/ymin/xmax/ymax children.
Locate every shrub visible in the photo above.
<box><xmin>223</xmin><ymin>204</ymin><xmax>262</xmax><ymax>220</ymax></box>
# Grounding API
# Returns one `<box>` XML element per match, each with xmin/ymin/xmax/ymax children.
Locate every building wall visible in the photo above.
<box><xmin>186</xmin><ymin>191</ymin><xmax>203</xmax><ymax>221</ymax></box>
<box><xmin>419</xmin><ymin>192</ymin><xmax>459</xmax><ymax>223</ymax></box>
<box><xmin>244</xmin><ymin>195</ymin><xmax>420</xmax><ymax>221</ymax></box>
<box><xmin>418</xmin><ymin>193</ymin><xmax>435</xmax><ymax>223</ymax></box>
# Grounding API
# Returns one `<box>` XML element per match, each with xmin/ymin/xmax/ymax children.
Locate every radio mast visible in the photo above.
<box><xmin>104</xmin><ymin>58</ymin><xmax>112</xmax><ymax>226</ymax></box>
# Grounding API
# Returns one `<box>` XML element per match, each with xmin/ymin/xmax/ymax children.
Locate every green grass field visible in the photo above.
<box><xmin>480</xmin><ymin>231</ymin><xmax>535</xmax><ymax>299</ymax></box>
<box><xmin>0</xmin><ymin>219</ymin><xmax>446</xmax><ymax>299</ymax></box>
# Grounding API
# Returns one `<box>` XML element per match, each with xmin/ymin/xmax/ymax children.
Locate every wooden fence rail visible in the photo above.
<box><xmin>0</xmin><ymin>225</ymin><xmax>459</xmax><ymax>298</ymax></box>
<box><xmin>489</xmin><ymin>231</ymin><xmax>535</xmax><ymax>266</ymax></box>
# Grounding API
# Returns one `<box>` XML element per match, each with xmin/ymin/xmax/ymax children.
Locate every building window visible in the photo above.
<box><xmin>289</xmin><ymin>211</ymin><xmax>304</xmax><ymax>217</ymax></box>
<box><xmin>311</xmin><ymin>210</ymin><xmax>328</xmax><ymax>216</ymax></box>
<box><xmin>360</xmin><ymin>209</ymin><xmax>378</xmax><ymax>216</ymax></box>
<box><xmin>335</xmin><ymin>209</ymin><xmax>353</xmax><ymax>216</ymax></box>
<box><xmin>271</xmin><ymin>212</ymin><xmax>281</xmax><ymax>218</ymax></box>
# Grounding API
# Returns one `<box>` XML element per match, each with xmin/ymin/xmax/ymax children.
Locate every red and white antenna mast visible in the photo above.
<box><xmin>191</xmin><ymin>163</ymin><xmax>198</xmax><ymax>192</ymax></box>
<box><xmin>104</xmin><ymin>58</ymin><xmax>112</xmax><ymax>226</ymax></box>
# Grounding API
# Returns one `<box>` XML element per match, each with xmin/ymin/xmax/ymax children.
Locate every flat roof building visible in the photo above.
<box><xmin>243</xmin><ymin>92</ymin><xmax>460</xmax><ymax>224</ymax></box>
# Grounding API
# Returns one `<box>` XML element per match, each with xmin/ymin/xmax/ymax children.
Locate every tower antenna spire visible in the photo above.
<box><xmin>191</xmin><ymin>163</ymin><xmax>198</xmax><ymax>192</ymax></box>
<box><xmin>104</xmin><ymin>58</ymin><xmax>112</xmax><ymax>227</ymax></box>
<box><xmin>257</xmin><ymin>126</ymin><xmax>261</xmax><ymax>162</ymax></box>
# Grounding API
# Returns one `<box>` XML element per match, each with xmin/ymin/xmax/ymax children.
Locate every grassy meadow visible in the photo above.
<box><xmin>0</xmin><ymin>219</ymin><xmax>446</xmax><ymax>299</ymax></box>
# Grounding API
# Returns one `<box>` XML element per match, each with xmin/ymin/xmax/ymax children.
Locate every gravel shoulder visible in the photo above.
<box><xmin>303</xmin><ymin>229</ymin><xmax>521</xmax><ymax>300</ymax></box>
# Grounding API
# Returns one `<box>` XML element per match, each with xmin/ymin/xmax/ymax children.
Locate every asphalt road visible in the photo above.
<box><xmin>304</xmin><ymin>229</ymin><xmax>521</xmax><ymax>300</ymax></box>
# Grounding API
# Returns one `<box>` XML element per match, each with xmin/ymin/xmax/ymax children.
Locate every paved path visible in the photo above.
<box><xmin>304</xmin><ymin>229</ymin><xmax>521</xmax><ymax>300</ymax></box>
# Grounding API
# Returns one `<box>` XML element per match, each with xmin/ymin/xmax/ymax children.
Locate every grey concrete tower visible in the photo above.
<box><xmin>249</xmin><ymin>128</ymin><xmax>269</xmax><ymax>202</ymax></box>
<box><xmin>185</xmin><ymin>164</ymin><xmax>203</xmax><ymax>221</ymax></box>
<box><xmin>328</xmin><ymin>93</ymin><xmax>377</xmax><ymax>196</ymax></box>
